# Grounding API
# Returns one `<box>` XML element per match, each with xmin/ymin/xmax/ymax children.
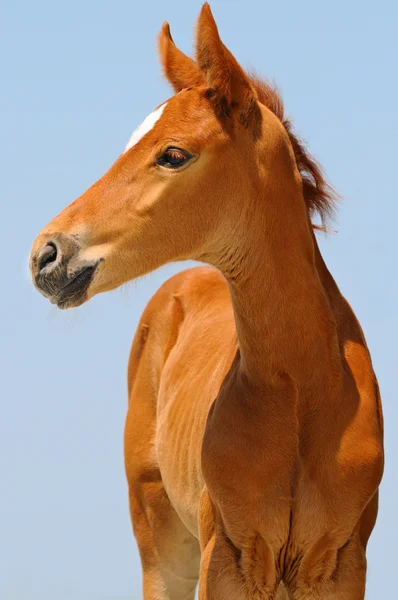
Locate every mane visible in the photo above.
<box><xmin>248</xmin><ymin>74</ymin><xmax>338</xmax><ymax>227</ymax></box>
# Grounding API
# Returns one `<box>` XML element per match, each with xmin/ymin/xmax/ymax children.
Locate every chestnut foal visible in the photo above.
<box><xmin>30</xmin><ymin>4</ymin><xmax>383</xmax><ymax>599</ymax></box>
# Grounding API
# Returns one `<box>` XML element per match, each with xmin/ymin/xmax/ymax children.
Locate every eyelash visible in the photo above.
<box><xmin>156</xmin><ymin>147</ymin><xmax>193</xmax><ymax>169</ymax></box>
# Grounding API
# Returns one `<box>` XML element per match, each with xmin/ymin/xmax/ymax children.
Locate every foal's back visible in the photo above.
<box><xmin>125</xmin><ymin>265</ymin><xmax>383</xmax><ymax>599</ymax></box>
<box><xmin>125</xmin><ymin>266</ymin><xmax>237</xmax><ymax>599</ymax></box>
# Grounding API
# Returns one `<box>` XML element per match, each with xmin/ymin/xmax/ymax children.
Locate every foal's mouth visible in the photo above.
<box><xmin>51</xmin><ymin>264</ymin><xmax>99</xmax><ymax>309</ymax></box>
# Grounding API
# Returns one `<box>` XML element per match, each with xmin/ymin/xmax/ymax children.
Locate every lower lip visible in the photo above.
<box><xmin>55</xmin><ymin>265</ymin><xmax>98</xmax><ymax>309</ymax></box>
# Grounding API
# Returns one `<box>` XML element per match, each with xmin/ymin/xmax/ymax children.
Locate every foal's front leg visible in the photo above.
<box><xmin>199</xmin><ymin>531</ymin><xmax>286</xmax><ymax>600</ymax></box>
<box><xmin>198</xmin><ymin>492</ymin><xmax>281</xmax><ymax>600</ymax></box>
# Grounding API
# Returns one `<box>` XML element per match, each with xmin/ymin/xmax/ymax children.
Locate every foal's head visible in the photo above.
<box><xmin>30</xmin><ymin>3</ymin><xmax>334</xmax><ymax>309</ymax></box>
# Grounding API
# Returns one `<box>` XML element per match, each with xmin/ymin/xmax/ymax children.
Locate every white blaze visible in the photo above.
<box><xmin>124</xmin><ymin>103</ymin><xmax>167</xmax><ymax>153</ymax></box>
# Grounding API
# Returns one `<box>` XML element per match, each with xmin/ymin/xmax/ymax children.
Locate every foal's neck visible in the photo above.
<box><xmin>223</xmin><ymin>192</ymin><xmax>341</xmax><ymax>390</ymax></box>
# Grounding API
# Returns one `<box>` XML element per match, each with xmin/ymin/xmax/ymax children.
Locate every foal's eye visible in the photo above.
<box><xmin>156</xmin><ymin>147</ymin><xmax>192</xmax><ymax>169</ymax></box>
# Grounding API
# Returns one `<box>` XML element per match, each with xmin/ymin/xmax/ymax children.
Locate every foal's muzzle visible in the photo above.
<box><xmin>30</xmin><ymin>233</ymin><xmax>100</xmax><ymax>309</ymax></box>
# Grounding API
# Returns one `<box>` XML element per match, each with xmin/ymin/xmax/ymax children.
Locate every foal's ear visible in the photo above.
<box><xmin>158</xmin><ymin>22</ymin><xmax>203</xmax><ymax>92</ymax></box>
<box><xmin>195</xmin><ymin>3</ymin><xmax>260</xmax><ymax>130</ymax></box>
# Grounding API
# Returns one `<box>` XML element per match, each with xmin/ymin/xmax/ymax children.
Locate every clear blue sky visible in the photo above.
<box><xmin>1</xmin><ymin>1</ymin><xmax>397</xmax><ymax>598</ymax></box>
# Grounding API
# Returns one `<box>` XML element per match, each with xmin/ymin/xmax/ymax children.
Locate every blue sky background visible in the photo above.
<box><xmin>1</xmin><ymin>1</ymin><xmax>397</xmax><ymax>598</ymax></box>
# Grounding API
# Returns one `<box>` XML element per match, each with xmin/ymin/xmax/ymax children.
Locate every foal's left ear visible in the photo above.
<box><xmin>196</xmin><ymin>3</ymin><xmax>260</xmax><ymax>130</ymax></box>
<box><xmin>158</xmin><ymin>22</ymin><xmax>203</xmax><ymax>92</ymax></box>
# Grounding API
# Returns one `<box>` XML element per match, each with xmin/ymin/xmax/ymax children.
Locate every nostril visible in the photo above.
<box><xmin>38</xmin><ymin>241</ymin><xmax>58</xmax><ymax>273</ymax></box>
